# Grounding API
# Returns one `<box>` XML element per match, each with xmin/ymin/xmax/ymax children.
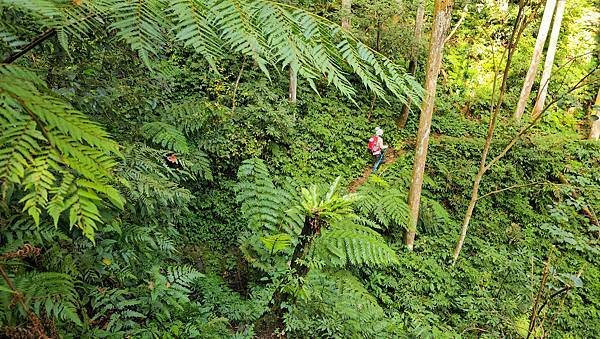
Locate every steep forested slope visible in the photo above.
<box><xmin>0</xmin><ymin>0</ymin><xmax>598</xmax><ymax>338</ymax></box>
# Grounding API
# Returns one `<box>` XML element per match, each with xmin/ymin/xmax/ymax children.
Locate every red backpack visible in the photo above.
<box><xmin>367</xmin><ymin>135</ymin><xmax>380</xmax><ymax>153</ymax></box>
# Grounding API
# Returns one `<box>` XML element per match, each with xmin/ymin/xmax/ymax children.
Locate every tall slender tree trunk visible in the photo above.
<box><xmin>590</xmin><ymin>88</ymin><xmax>600</xmax><ymax>140</ymax></box>
<box><xmin>404</xmin><ymin>0</ymin><xmax>454</xmax><ymax>250</ymax></box>
<box><xmin>532</xmin><ymin>0</ymin><xmax>566</xmax><ymax>117</ymax></box>
<box><xmin>341</xmin><ymin>0</ymin><xmax>352</xmax><ymax>29</ymax></box>
<box><xmin>513</xmin><ymin>0</ymin><xmax>557</xmax><ymax>121</ymax></box>
<box><xmin>398</xmin><ymin>0</ymin><xmax>426</xmax><ymax>128</ymax></box>
<box><xmin>289</xmin><ymin>66</ymin><xmax>297</xmax><ymax>103</ymax></box>
<box><xmin>451</xmin><ymin>0</ymin><xmax>529</xmax><ymax>265</ymax></box>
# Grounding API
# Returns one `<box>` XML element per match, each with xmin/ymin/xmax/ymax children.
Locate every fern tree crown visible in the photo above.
<box><xmin>1</xmin><ymin>0</ymin><xmax>423</xmax><ymax>103</ymax></box>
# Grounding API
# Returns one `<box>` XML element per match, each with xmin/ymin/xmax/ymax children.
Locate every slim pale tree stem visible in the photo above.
<box><xmin>532</xmin><ymin>0</ymin><xmax>566</xmax><ymax>117</ymax></box>
<box><xmin>589</xmin><ymin>88</ymin><xmax>600</xmax><ymax>140</ymax></box>
<box><xmin>514</xmin><ymin>0</ymin><xmax>557</xmax><ymax>121</ymax></box>
<box><xmin>452</xmin><ymin>64</ymin><xmax>598</xmax><ymax>265</ymax></box>
<box><xmin>289</xmin><ymin>66</ymin><xmax>297</xmax><ymax>103</ymax></box>
<box><xmin>452</xmin><ymin>0</ymin><xmax>529</xmax><ymax>265</ymax></box>
<box><xmin>398</xmin><ymin>0</ymin><xmax>426</xmax><ymax>128</ymax></box>
<box><xmin>405</xmin><ymin>0</ymin><xmax>454</xmax><ymax>250</ymax></box>
<box><xmin>231</xmin><ymin>57</ymin><xmax>246</xmax><ymax>112</ymax></box>
<box><xmin>341</xmin><ymin>0</ymin><xmax>352</xmax><ymax>29</ymax></box>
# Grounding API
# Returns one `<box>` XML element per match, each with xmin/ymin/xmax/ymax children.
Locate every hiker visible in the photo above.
<box><xmin>368</xmin><ymin>127</ymin><xmax>387</xmax><ymax>173</ymax></box>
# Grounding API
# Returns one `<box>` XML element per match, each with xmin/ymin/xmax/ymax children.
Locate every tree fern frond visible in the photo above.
<box><xmin>163</xmin><ymin>99</ymin><xmax>226</xmax><ymax>135</ymax></box>
<box><xmin>0</xmin><ymin>215</ymin><xmax>67</xmax><ymax>249</ymax></box>
<box><xmin>236</xmin><ymin>158</ymin><xmax>301</xmax><ymax>233</ymax></box>
<box><xmin>260</xmin><ymin>233</ymin><xmax>292</xmax><ymax>254</ymax></box>
<box><xmin>0</xmin><ymin>64</ymin><xmax>123</xmax><ymax>241</ymax></box>
<box><xmin>105</xmin><ymin>0</ymin><xmax>166</xmax><ymax>66</ymax></box>
<box><xmin>355</xmin><ymin>180</ymin><xmax>409</xmax><ymax>230</ymax></box>
<box><xmin>4</xmin><ymin>0</ymin><xmax>423</xmax><ymax>102</ymax></box>
<box><xmin>0</xmin><ymin>21</ymin><xmax>28</xmax><ymax>50</ymax></box>
<box><xmin>142</xmin><ymin>121</ymin><xmax>189</xmax><ymax>154</ymax></box>
<box><xmin>419</xmin><ymin>196</ymin><xmax>452</xmax><ymax>234</ymax></box>
<box><xmin>167</xmin><ymin>0</ymin><xmax>224</xmax><ymax>70</ymax></box>
<box><xmin>310</xmin><ymin>219</ymin><xmax>399</xmax><ymax>268</ymax></box>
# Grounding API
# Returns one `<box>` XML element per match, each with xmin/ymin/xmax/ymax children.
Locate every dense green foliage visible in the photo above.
<box><xmin>1</xmin><ymin>0</ymin><xmax>598</xmax><ymax>338</ymax></box>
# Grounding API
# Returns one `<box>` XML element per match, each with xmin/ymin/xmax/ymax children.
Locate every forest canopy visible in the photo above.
<box><xmin>0</xmin><ymin>0</ymin><xmax>599</xmax><ymax>337</ymax></box>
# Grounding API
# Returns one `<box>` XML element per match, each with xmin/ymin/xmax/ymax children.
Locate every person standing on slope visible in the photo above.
<box><xmin>368</xmin><ymin>127</ymin><xmax>387</xmax><ymax>173</ymax></box>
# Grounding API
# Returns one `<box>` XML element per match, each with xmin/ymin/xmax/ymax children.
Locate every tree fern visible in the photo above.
<box><xmin>0</xmin><ymin>65</ymin><xmax>123</xmax><ymax>241</ymax></box>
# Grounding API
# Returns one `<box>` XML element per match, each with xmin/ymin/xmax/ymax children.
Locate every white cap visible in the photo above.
<box><xmin>375</xmin><ymin>127</ymin><xmax>383</xmax><ymax>136</ymax></box>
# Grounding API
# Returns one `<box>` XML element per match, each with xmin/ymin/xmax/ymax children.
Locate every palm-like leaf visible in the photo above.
<box><xmin>2</xmin><ymin>0</ymin><xmax>423</xmax><ymax>103</ymax></box>
<box><xmin>0</xmin><ymin>65</ymin><xmax>123</xmax><ymax>241</ymax></box>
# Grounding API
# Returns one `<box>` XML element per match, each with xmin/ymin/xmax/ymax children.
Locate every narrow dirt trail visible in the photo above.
<box><xmin>348</xmin><ymin>147</ymin><xmax>402</xmax><ymax>192</ymax></box>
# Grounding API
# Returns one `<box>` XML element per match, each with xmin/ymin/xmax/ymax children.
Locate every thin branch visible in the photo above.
<box><xmin>527</xmin><ymin>250</ymin><xmax>553</xmax><ymax>339</ymax></box>
<box><xmin>444</xmin><ymin>5</ymin><xmax>468</xmax><ymax>44</ymax></box>
<box><xmin>477</xmin><ymin>181</ymin><xmax>546</xmax><ymax>200</ymax></box>
<box><xmin>451</xmin><ymin>0</ymin><xmax>529</xmax><ymax>265</ymax></box>
<box><xmin>535</xmin><ymin>51</ymin><xmax>597</xmax><ymax>104</ymax></box>
<box><xmin>3</xmin><ymin>29</ymin><xmax>56</xmax><ymax>64</ymax></box>
<box><xmin>231</xmin><ymin>56</ymin><xmax>247</xmax><ymax>113</ymax></box>
<box><xmin>483</xmin><ymin>65</ymin><xmax>599</xmax><ymax>173</ymax></box>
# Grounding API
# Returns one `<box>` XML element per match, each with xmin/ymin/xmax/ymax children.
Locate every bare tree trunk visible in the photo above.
<box><xmin>532</xmin><ymin>0</ymin><xmax>566</xmax><ymax>117</ymax></box>
<box><xmin>404</xmin><ymin>0</ymin><xmax>454</xmax><ymax>250</ymax></box>
<box><xmin>590</xmin><ymin>88</ymin><xmax>600</xmax><ymax>140</ymax></box>
<box><xmin>398</xmin><ymin>0</ymin><xmax>426</xmax><ymax>128</ymax></box>
<box><xmin>513</xmin><ymin>0</ymin><xmax>557</xmax><ymax>122</ymax></box>
<box><xmin>289</xmin><ymin>66</ymin><xmax>297</xmax><ymax>103</ymax></box>
<box><xmin>452</xmin><ymin>0</ymin><xmax>529</xmax><ymax>265</ymax></box>
<box><xmin>341</xmin><ymin>0</ymin><xmax>352</xmax><ymax>30</ymax></box>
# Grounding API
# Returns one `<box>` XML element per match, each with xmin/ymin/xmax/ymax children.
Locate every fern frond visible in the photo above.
<box><xmin>419</xmin><ymin>196</ymin><xmax>452</xmax><ymax>234</ymax></box>
<box><xmin>106</xmin><ymin>0</ymin><xmax>165</xmax><ymax>66</ymax></box>
<box><xmin>260</xmin><ymin>233</ymin><xmax>292</xmax><ymax>254</ymax></box>
<box><xmin>0</xmin><ymin>215</ymin><xmax>67</xmax><ymax>249</ymax></box>
<box><xmin>142</xmin><ymin>121</ymin><xmax>189</xmax><ymax>154</ymax></box>
<box><xmin>236</xmin><ymin>158</ymin><xmax>301</xmax><ymax>233</ymax></box>
<box><xmin>163</xmin><ymin>100</ymin><xmax>224</xmax><ymax>134</ymax></box>
<box><xmin>310</xmin><ymin>219</ymin><xmax>399</xmax><ymax>268</ymax></box>
<box><xmin>167</xmin><ymin>0</ymin><xmax>224</xmax><ymax>70</ymax></box>
<box><xmin>0</xmin><ymin>272</ymin><xmax>81</xmax><ymax>326</ymax></box>
<box><xmin>4</xmin><ymin>0</ymin><xmax>423</xmax><ymax>102</ymax></box>
<box><xmin>287</xmin><ymin>269</ymin><xmax>387</xmax><ymax>336</ymax></box>
<box><xmin>355</xmin><ymin>180</ymin><xmax>409</xmax><ymax>230</ymax></box>
<box><xmin>165</xmin><ymin>265</ymin><xmax>204</xmax><ymax>290</ymax></box>
<box><xmin>0</xmin><ymin>65</ymin><xmax>123</xmax><ymax>241</ymax></box>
